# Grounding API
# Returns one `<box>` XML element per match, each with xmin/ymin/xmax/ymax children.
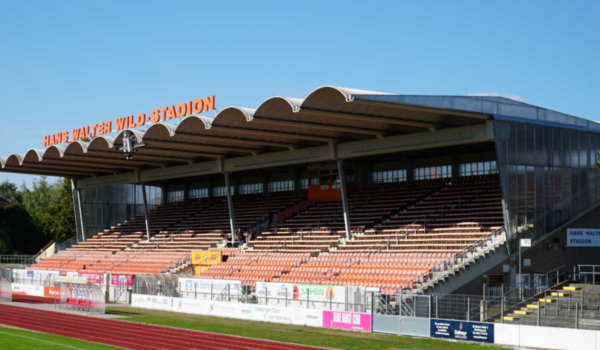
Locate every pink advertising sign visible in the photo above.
<box><xmin>111</xmin><ymin>275</ymin><xmax>134</xmax><ymax>287</ymax></box>
<box><xmin>322</xmin><ymin>311</ymin><xmax>371</xmax><ymax>332</ymax></box>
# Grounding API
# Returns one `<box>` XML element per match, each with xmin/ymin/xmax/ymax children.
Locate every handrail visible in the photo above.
<box><xmin>409</xmin><ymin>226</ymin><xmax>506</xmax><ymax>294</ymax></box>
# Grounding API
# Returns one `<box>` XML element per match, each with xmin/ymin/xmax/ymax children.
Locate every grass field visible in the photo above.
<box><xmin>0</xmin><ymin>326</ymin><xmax>123</xmax><ymax>350</ymax></box>
<box><xmin>107</xmin><ymin>306</ymin><xmax>508</xmax><ymax>350</ymax></box>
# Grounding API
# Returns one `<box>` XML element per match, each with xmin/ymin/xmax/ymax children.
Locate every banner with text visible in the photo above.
<box><xmin>322</xmin><ymin>310</ymin><xmax>372</xmax><ymax>332</ymax></box>
<box><xmin>431</xmin><ymin>319</ymin><xmax>494</xmax><ymax>343</ymax></box>
<box><xmin>255</xmin><ymin>282</ymin><xmax>346</xmax><ymax>303</ymax></box>
<box><xmin>179</xmin><ymin>278</ymin><xmax>242</xmax><ymax>296</ymax></box>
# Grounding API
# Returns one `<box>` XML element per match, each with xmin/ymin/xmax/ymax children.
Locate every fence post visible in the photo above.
<box><xmin>210</xmin><ymin>284</ymin><xmax>213</xmax><ymax>301</ymax></box>
<box><xmin>544</xmin><ymin>291</ymin><xmax>547</xmax><ymax>316</ymax></box>
<box><xmin>581</xmin><ymin>290</ymin><xmax>584</xmax><ymax>319</ymax></box>
<box><xmin>285</xmin><ymin>287</ymin><xmax>288</xmax><ymax>307</ymax></box>
<box><xmin>370</xmin><ymin>292</ymin><xmax>375</xmax><ymax>333</ymax></box>
<box><xmin>594</xmin><ymin>266</ymin><xmax>596</xmax><ymax>285</ymax></box>
<box><xmin>429</xmin><ymin>295</ymin><xmax>432</xmax><ymax>319</ymax></box>
<box><xmin>399</xmin><ymin>294</ymin><xmax>402</xmax><ymax>317</ymax></box>
<box><xmin>576</xmin><ymin>303</ymin><xmax>579</xmax><ymax>329</ymax></box>
<box><xmin>467</xmin><ymin>297</ymin><xmax>470</xmax><ymax>321</ymax></box>
<box><xmin>307</xmin><ymin>289</ymin><xmax>310</xmax><ymax>309</ymax></box>
<box><xmin>501</xmin><ymin>298</ymin><xmax>504</xmax><ymax>323</ymax></box>
<box><xmin>435</xmin><ymin>295</ymin><xmax>439</xmax><ymax>319</ymax></box>
<box><xmin>568</xmin><ymin>294</ymin><xmax>571</xmax><ymax>317</ymax></box>
<box><xmin>556</xmin><ymin>293</ymin><xmax>559</xmax><ymax>316</ymax></box>
<box><xmin>537</xmin><ymin>301</ymin><xmax>540</xmax><ymax>326</ymax></box>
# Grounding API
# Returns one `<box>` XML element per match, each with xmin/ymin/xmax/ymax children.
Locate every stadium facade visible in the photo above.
<box><xmin>2</xmin><ymin>86</ymin><xmax>600</xmax><ymax>294</ymax></box>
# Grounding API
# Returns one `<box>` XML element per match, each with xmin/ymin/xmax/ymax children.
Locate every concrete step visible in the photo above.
<box><xmin>503</xmin><ymin>316</ymin><xmax>519</xmax><ymax>321</ymax></box>
<box><xmin>539</xmin><ymin>298</ymin><xmax>556</xmax><ymax>303</ymax></box>
<box><xmin>527</xmin><ymin>304</ymin><xmax>544</xmax><ymax>309</ymax></box>
<box><xmin>551</xmin><ymin>292</ymin><xmax>570</xmax><ymax>297</ymax></box>
<box><xmin>563</xmin><ymin>286</ymin><xmax>582</xmax><ymax>291</ymax></box>
<box><xmin>514</xmin><ymin>310</ymin><xmax>532</xmax><ymax>315</ymax></box>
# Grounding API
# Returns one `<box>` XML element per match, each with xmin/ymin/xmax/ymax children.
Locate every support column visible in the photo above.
<box><xmin>224</xmin><ymin>173</ymin><xmax>236</xmax><ymax>245</ymax></box>
<box><xmin>71</xmin><ymin>180</ymin><xmax>86</xmax><ymax>243</ymax></box>
<box><xmin>337</xmin><ymin>159</ymin><xmax>352</xmax><ymax>240</ymax></box>
<box><xmin>141</xmin><ymin>184</ymin><xmax>151</xmax><ymax>242</ymax></box>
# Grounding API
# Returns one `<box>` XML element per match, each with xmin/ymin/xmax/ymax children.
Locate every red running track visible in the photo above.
<box><xmin>0</xmin><ymin>304</ymin><xmax>328</xmax><ymax>350</ymax></box>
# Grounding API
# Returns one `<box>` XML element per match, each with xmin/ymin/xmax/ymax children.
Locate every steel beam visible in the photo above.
<box><xmin>224</xmin><ymin>173</ymin><xmax>236</xmax><ymax>245</ymax></box>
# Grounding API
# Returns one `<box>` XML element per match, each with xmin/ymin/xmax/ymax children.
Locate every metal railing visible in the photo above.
<box><xmin>0</xmin><ymin>255</ymin><xmax>37</xmax><ymax>266</ymax></box>
<box><xmin>411</xmin><ymin>226</ymin><xmax>506</xmax><ymax>294</ymax></box>
<box><xmin>577</xmin><ymin>265</ymin><xmax>600</xmax><ymax>285</ymax></box>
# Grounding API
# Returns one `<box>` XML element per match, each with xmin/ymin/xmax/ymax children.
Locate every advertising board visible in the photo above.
<box><xmin>43</xmin><ymin>286</ymin><xmax>60</xmax><ymax>298</ymax></box>
<box><xmin>179</xmin><ymin>278</ymin><xmax>242</xmax><ymax>296</ymax></box>
<box><xmin>322</xmin><ymin>311</ymin><xmax>372</xmax><ymax>332</ymax></box>
<box><xmin>12</xmin><ymin>269</ymin><xmax>59</xmax><ymax>282</ymax></box>
<box><xmin>11</xmin><ymin>283</ymin><xmax>45</xmax><ymax>297</ymax></box>
<box><xmin>132</xmin><ymin>294</ymin><xmax>323</xmax><ymax>328</ymax></box>
<box><xmin>79</xmin><ymin>272</ymin><xmax>105</xmax><ymax>285</ymax></box>
<box><xmin>255</xmin><ymin>282</ymin><xmax>346</xmax><ymax>303</ymax></box>
<box><xmin>111</xmin><ymin>275</ymin><xmax>134</xmax><ymax>287</ymax></box>
<box><xmin>430</xmin><ymin>319</ymin><xmax>494</xmax><ymax>343</ymax></box>
<box><xmin>191</xmin><ymin>251</ymin><xmax>222</xmax><ymax>266</ymax></box>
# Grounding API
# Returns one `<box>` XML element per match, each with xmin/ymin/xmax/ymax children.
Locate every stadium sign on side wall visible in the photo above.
<box><xmin>42</xmin><ymin>95</ymin><xmax>216</xmax><ymax>147</ymax></box>
<box><xmin>567</xmin><ymin>228</ymin><xmax>600</xmax><ymax>247</ymax></box>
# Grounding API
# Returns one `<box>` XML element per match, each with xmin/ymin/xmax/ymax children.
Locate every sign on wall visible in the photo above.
<box><xmin>430</xmin><ymin>319</ymin><xmax>494</xmax><ymax>343</ymax></box>
<box><xmin>567</xmin><ymin>229</ymin><xmax>600</xmax><ymax>247</ymax></box>
<box><xmin>179</xmin><ymin>278</ymin><xmax>242</xmax><ymax>296</ymax></box>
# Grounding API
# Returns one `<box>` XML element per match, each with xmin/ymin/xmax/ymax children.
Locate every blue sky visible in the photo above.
<box><xmin>1</xmin><ymin>0</ymin><xmax>598</xmax><ymax>188</ymax></box>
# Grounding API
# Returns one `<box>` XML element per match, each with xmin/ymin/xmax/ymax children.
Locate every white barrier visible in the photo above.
<box><xmin>132</xmin><ymin>294</ymin><xmax>323</xmax><ymax>327</ymax></box>
<box><xmin>495</xmin><ymin>323</ymin><xmax>600</xmax><ymax>350</ymax></box>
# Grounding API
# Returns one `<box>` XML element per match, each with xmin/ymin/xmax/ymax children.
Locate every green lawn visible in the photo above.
<box><xmin>0</xmin><ymin>326</ymin><xmax>124</xmax><ymax>350</ymax></box>
<box><xmin>107</xmin><ymin>306</ymin><xmax>508</xmax><ymax>350</ymax></box>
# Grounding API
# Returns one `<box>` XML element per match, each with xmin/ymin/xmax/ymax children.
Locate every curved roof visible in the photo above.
<box><xmin>0</xmin><ymin>85</ymin><xmax>507</xmax><ymax>179</ymax></box>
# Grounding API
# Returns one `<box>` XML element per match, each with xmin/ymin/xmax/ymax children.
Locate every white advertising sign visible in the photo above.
<box><xmin>255</xmin><ymin>282</ymin><xmax>346</xmax><ymax>303</ymax></box>
<box><xmin>178</xmin><ymin>278</ymin><xmax>242</xmax><ymax>296</ymax></box>
<box><xmin>12</xmin><ymin>269</ymin><xmax>59</xmax><ymax>282</ymax></box>
<box><xmin>567</xmin><ymin>228</ymin><xmax>600</xmax><ymax>247</ymax></box>
<box><xmin>11</xmin><ymin>283</ymin><xmax>45</xmax><ymax>297</ymax></box>
<box><xmin>132</xmin><ymin>294</ymin><xmax>323</xmax><ymax>327</ymax></box>
<box><xmin>54</xmin><ymin>276</ymin><xmax>88</xmax><ymax>284</ymax></box>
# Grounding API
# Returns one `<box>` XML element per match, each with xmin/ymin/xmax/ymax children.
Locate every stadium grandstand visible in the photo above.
<box><xmin>3</xmin><ymin>85</ymin><xmax>600</xmax><ymax>300</ymax></box>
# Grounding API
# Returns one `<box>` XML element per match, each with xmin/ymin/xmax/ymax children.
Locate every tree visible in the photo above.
<box><xmin>37</xmin><ymin>178</ymin><xmax>76</xmax><ymax>242</ymax></box>
<box><xmin>0</xmin><ymin>203</ymin><xmax>42</xmax><ymax>254</ymax></box>
<box><xmin>0</xmin><ymin>180</ymin><xmax>22</xmax><ymax>205</ymax></box>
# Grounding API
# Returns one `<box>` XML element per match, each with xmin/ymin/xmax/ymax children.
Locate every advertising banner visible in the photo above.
<box><xmin>79</xmin><ymin>272</ymin><xmax>105</xmax><ymax>285</ymax></box>
<box><xmin>111</xmin><ymin>275</ymin><xmax>134</xmax><ymax>287</ymax></box>
<box><xmin>191</xmin><ymin>251</ymin><xmax>222</xmax><ymax>266</ymax></box>
<box><xmin>43</xmin><ymin>286</ymin><xmax>60</xmax><ymax>298</ymax></box>
<box><xmin>322</xmin><ymin>311</ymin><xmax>371</xmax><ymax>332</ymax></box>
<box><xmin>255</xmin><ymin>282</ymin><xmax>346</xmax><ymax>303</ymax></box>
<box><xmin>12</xmin><ymin>269</ymin><xmax>59</xmax><ymax>282</ymax></box>
<box><xmin>131</xmin><ymin>294</ymin><xmax>323</xmax><ymax>328</ymax></box>
<box><xmin>431</xmin><ymin>319</ymin><xmax>494</xmax><ymax>343</ymax></box>
<box><xmin>11</xmin><ymin>283</ymin><xmax>45</xmax><ymax>297</ymax></box>
<box><xmin>54</xmin><ymin>276</ymin><xmax>88</xmax><ymax>284</ymax></box>
<box><xmin>179</xmin><ymin>278</ymin><xmax>242</xmax><ymax>296</ymax></box>
<box><xmin>567</xmin><ymin>229</ymin><xmax>600</xmax><ymax>247</ymax></box>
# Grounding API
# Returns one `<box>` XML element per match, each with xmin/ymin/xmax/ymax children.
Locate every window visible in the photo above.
<box><xmin>413</xmin><ymin>165</ymin><xmax>452</xmax><ymax>180</ymax></box>
<box><xmin>239</xmin><ymin>183</ymin><xmax>264</xmax><ymax>195</ymax></box>
<box><xmin>372</xmin><ymin>169</ymin><xmax>407</xmax><ymax>184</ymax></box>
<box><xmin>189</xmin><ymin>188</ymin><xmax>209</xmax><ymax>199</ymax></box>
<box><xmin>268</xmin><ymin>180</ymin><xmax>294</xmax><ymax>192</ymax></box>
<box><xmin>459</xmin><ymin>161</ymin><xmax>498</xmax><ymax>177</ymax></box>
<box><xmin>345</xmin><ymin>168</ymin><xmax>356</xmax><ymax>183</ymax></box>
<box><xmin>213</xmin><ymin>186</ymin><xmax>235</xmax><ymax>197</ymax></box>
<box><xmin>299</xmin><ymin>178</ymin><xmax>309</xmax><ymax>190</ymax></box>
<box><xmin>167</xmin><ymin>190</ymin><xmax>184</xmax><ymax>203</ymax></box>
<box><xmin>320</xmin><ymin>170</ymin><xmax>331</xmax><ymax>185</ymax></box>
<box><xmin>309</xmin><ymin>171</ymin><xmax>319</xmax><ymax>186</ymax></box>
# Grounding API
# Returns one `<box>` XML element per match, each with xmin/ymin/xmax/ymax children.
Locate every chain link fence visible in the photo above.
<box><xmin>133</xmin><ymin>274</ymin><xmax>179</xmax><ymax>297</ymax></box>
<box><xmin>0</xmin><ymin>277</ymin><xmax>11</xmax><ymax>303</ymax></box>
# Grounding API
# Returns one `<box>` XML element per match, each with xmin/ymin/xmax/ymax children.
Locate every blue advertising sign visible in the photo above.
<box><xmin>430</xmin><ymin>319</ymin><xmax>494</xmax><ymax>343</ymax></box>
